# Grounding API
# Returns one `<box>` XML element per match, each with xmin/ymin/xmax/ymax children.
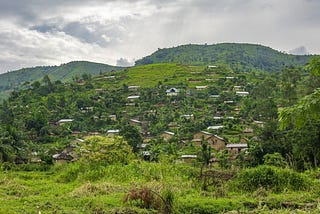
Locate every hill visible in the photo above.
<box><xmin>135</xmin><ymin>43</ymin><xmax>311</xmax><ymax>72</ymax></box>
<box><xmin>0</xmin><ymin>61</ymin><xmax>123</xmax><ymax>101</ymax></box>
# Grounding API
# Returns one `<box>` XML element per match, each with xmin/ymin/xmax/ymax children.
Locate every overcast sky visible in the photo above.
<box><xmin>0</xmin><ymin>0</ymin><xmax>319</xmax><ymax>74</ymax></box>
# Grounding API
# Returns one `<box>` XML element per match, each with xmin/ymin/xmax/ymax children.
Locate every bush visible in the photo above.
<box><xmin>232</xmin><ymin>165</ymin><xmax>311</xmax><ymax>192</ymax></box>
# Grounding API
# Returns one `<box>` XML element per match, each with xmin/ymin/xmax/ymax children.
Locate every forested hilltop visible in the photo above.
<box><xmin>1</xmin><ymin>47</ymin><xmax>320</xmax><ymax>212</ymax></box>
<box><xmin>136</xmin><ymin>43</ymin><xmax>311</xmax><ymax>72</ymax></box>
<box><xmin>0</xmin><ymin>61</ymin><xmax>123</xmax><ymax>101</ymax></box>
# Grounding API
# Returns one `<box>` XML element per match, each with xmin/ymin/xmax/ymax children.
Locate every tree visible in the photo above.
<box><xmin>120</xmin><ymin>124</ymin><xmax>143</xmax><ymax>153</ymax></box>
<box><xmin>79</xmin><ymin>136</ymin><xmax>134</xmax><ymax>165</ymax></box>
<box><xmin>279</xmin><ymin>57</ymin><xmax>320</xmax><ymax>168</ymax></box>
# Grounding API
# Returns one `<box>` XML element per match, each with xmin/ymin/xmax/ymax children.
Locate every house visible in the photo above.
<box><xmin>166</xmin><ymin>88</ymin><xmax>179</xmax><ymax>96</ymax></box>
<box><xmin>181</xmin><ymin>155</ymin><xmax>197</xmax><ymax>163</ymax></box>
<box><xmin>181</xmin><ymin>114</ymin><xmax>194</xmax><ymax>120</ymax></box>
<box><xmin>160</xmin><ymin>131</ymin><xmax>175</xmax><ymax>141</ymax></box>
<box><xmin>253</xmin><ymin>120</ymin><xmax>265</xmax><ymax>127</ymax></box>
<box><xmin>52</xmin><ymin>146</ymin><xmax>77</xmax><ymax>164</ymax></box>
<box><xmin>226</xmin><ymin>76</ymin><xmax>235</xmax><ymax>79</ymax></box>
<box><xmin>107</xmin><ymin>129</ymin><xmax>119</xmax><ymax>137</ymax></box>
<box><xmin>226</xmin><ymin>143</ymin><xmax>248</xmax><ymax>155</ymax></box>
<box><xmin>208</xmin><ymin>65</ymin><xmax>217</xmax><ymax>68</ymax></box>
<box><xmin>233</xmin><ymin>86</ymin><xmax>242</xmax><ymax>91</ymax></box>
<box><xmin>104</xmin><ymin>75</ymin><xmax>115</xmax><ymax>79</ymax></box>
<box><xmin>209</xmin><ymin>95</ymin><xmax>220</xmax><ymax>98</ymax></box>
<box><xmin>207</xmin><ymin>125</ymin><xmax>224</xmax><ymax>130</ymax></box>
<box><xmin>129</xmin><ymin>119</ymin><xmax>143</xmax><ymax>126</ymax></box>
<box><xmin>236</xmin><ymin>91</ymin><xmax>249</xmax><ymax>96</ymax></box>
<box><xmin>57</xmin><ymin>119</ymin><xmax>73</xmax><ymax>125</ymax></box>
<box><xmin>213</xmin><ymin>116</ymin><xmax>223</xmax><ymax>120</ymax></box>
<box><xmin>168</xmin><ymin>122</ymin><xmax>180</xmax><ymax>129</ymax></box>
<box><xmin>224</xmin><ymin>100</ymin><xmax>234</xmax><ymax>104</ymax></box>
<box><xmin>108</xmin><ymin>115</ymin><xmax>117</xmax><ymax>121</ymax></box>
<box><xmin>127</xmin><ymin>95</ymin><xmax>140</xmax><ymax>101</ymax></box>
<box><xmin>243</xmin><ymin>128</ymin><xmax>254</xmax><ymax>134</ymax></box>
<box><xmin>128</xmin><ymin>86</ymin><xmax>140</xmax><ymax>91</ymax></box>
<box><xmin>195</xmin><ymin>86</ymin><xmax>207</xmax><ymax>90</ymax></box>
<box><xmin>192</xmin><ymin>131</ymin><xmax>226</xmax><ymax>151</ymax></box>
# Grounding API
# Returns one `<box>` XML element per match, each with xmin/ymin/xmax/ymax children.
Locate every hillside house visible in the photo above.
<box><xmin>160</xmin><ymin>131</ymin><xmax>175</xmax><ymax>141</ymax></box>
<box><xmin>108</xmin><ymin>115</ymin><xmax>117</xmax><ymax>121</ymax></box>
<box><xmin>195</xmin><ymin>86</ymin><xmax>208</xmax><ymax>90</ymax></box>
<box><xmin>181</xmin><ymin>114</ymin><xmax>194</xmax><ymax>120</ymax></box>
<box><xmin>129</xmin><ymin>119</ymin><xmax>142</xmax><ymax>126</ymax></box>
<box><xmin>107</xmin><ymin>129</ymin><xmax>119</xmax><ymax>137</ymax></box>
<box><xmin>209</xmin><ymin>95</ymin><xmax>220</xmax><ymax>98</ymax></box>
<box><xmin>192</xmin><ymin>131</ymin><xmax>226</xmax><ymax>151</ymax></box>
<box><xmin>181</xmin><ymin>155</ymin><xmax>197</xmax><ymax>163</ymax></box>
<box><xmin>207</xmin><ymin>125</ymin><xmax>224</xmax><ymax>130</ymax></box>
<box><xmin>166</xmin><ymin>88</ymin><xmax>179</xmax><ymax>96</ymax></box>
<box><xmin>52</xmin><ymin>146</ymin><xmax>77</xmax><ymax>164</ymax></box>
<box><xmin>104</xmin><ymin>75</ymin><xmax>115</xmax><ymax>79</ymax></box>
<box><xmin>236</xmin><ymin>91</ymin><xmax>249</xmax><ymax>96</ymax></box>
<box><xmin>57</xmin><ymin>119</ymin><xmax>73</xmax><ymax>125</ymax></box>
<box><xmin>233</xmin><ymin>86</ymin><xmax>242</xmax><ymax>91</ymax></box>
<box><xmin>127</xmin><ymin>95</ymin><xmax>140</xmax><ymax>101</ymax></box>
<box><xmin>253</xmin><ymin>120</ymin><xmax>265</xmax><ymax>128</ymax></box>
<box><xmin>226</xmin><ymin>143</ymin><xmax>248</xmax><ymax>155</ymax></box>
<box><xmin>128</xmin><ymin>85</ymin><xmax>140</xmax><ymax>91</ymax></box>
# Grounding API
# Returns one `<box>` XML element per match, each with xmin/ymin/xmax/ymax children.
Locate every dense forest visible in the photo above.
<box><xmin>1</xmin><ymin>46</ymin><xmax>320</xmax><ymax>213</ymax></box>
<box><xmin>136</xmin><ymin>43</ymin><xmax>310</xmax><ymax>72</ymax></box>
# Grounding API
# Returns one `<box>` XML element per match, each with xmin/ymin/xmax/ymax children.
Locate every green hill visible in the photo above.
<box><xmin>135</xmin><ymin>43</ymin><xmax>311</xmax><ymax>72</ymax></box>
<box><xmin>0</xmin><ymin>61</ymin><xmax>123</xmax><ymax>100</ymax></box>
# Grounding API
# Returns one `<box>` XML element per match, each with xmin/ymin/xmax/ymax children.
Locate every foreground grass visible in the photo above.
<box><xmin>0</xmin><ymin>162</ymin><xmax>320</xmax><ymax>213</ymax></box>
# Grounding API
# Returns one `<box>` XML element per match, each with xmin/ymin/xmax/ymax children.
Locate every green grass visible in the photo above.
<box><xmin>1</xmin><ymin>162</ymin><xmax>320</xmax><ymax>213</ymax></box>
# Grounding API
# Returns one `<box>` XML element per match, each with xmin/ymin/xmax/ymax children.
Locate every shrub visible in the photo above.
<box><xmin>232</xmin><ymin>165</ymin><xmax>311</xmax><ymax>192</ymax></box>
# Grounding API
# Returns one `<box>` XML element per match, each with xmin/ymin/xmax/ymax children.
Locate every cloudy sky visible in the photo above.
<box><xmin>0</xmin><ymin>0</ymin><xmax>319</xmax><ymax>74</ymax></box>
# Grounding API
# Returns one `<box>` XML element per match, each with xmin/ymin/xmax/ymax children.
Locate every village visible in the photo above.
<box><xmin>39</xmin><ymin>64</ymin><xmax>267</xmax><ymax>166</ymax></box>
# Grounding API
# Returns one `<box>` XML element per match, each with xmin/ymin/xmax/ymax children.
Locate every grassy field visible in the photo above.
<box><xmin>1</xmin><ymin>162</ymin><xmax>320</xmax><ymax>213</ymax></box>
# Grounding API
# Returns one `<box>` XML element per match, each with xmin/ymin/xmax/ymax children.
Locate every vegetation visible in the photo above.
<box><xmin>0</xmin><ymin>61</ymin><xmax>123</xmax><ymax>101</ymax></box>
<box><xmin>136</xmin><ymin>43</ymin><xmax>311</xmax><ymax>72</ymax></box>
<box><xmin>1</xmin><ymin>45</ymin><xmax>320</xmax><ymax>212</ymax></box>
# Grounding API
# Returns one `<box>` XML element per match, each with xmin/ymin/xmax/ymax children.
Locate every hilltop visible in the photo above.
<box><xmin>135</xmin><ymin>43</ymin><xmax>311</xmax><ymax>72</ymax></box>
<box><xmin>0</xmin><ymin>61</ymin><xmax>123</xmax><ymax>100</ymax></box>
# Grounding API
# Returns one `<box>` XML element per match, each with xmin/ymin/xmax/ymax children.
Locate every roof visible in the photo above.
<box><xmin>127</xmin><ymin>95</ymin><xmax>140</xmax><ymax>99</ymax></box>
<box><xmin>181</xmin><ymin>155</ymin><xmax>197</xmax><ymax>158</ymax></box>
<box><xmin>209</xmin><ymin>95</ymin><xmax>220</xmax><ymax>98</ymax></box>
<box><xmin>213</xmin><ymin>134</ymin><xmax>225</xmax><ymax>141</ymax></box>
<box><xmin>200</xmin><ymin>131</ymin><xmax>213</xmax><ymax>136</ymax></box>
<box><xmin>57</xmin><ymin>119</ymin><xmax>73</xmax><ymax>123</ymax></box>
<box><xmin>166</xmin><ymin>88</ymin><xmax>179</xmax><ymax>93</ymax></box>
<box><xmin>236</xmin><ymin>91</ymin><xmax>249</xmax><ymax>95</ymax></box>
<box><xmin>163</xmin><ymin>131</ymin><xmax>175</xmax><ymax>136</ymax></box>
<box><xmin>207</xmin><ymin>125</ymin><xmax>224</xmax><ymax>130</ymax></box>
<box><xmin>128</xmin><ymin>86</ymin><xmax>140</xmax><ymax>89</ymax></box>
<box><xmin>226</xmin><ymin>144</ymin><xmax>248</xmax><ymax>148</ymax></box>
<box><xmin>129</xmin><ymin>119</ymin><xmax>142</xmax><ymax>123</ymax></box>
<box><xmin>195</xmin><ymin>86</ymin><xmax>207</xmax><ymax>89</ymax></box>
<box><xmin>107</xmin><ymin>129</ymin><xmax>119</xmax><ymax>134</ymax></box>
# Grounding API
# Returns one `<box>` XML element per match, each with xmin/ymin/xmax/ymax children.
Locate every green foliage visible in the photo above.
<box><xmin>263</xmin><ymin>153</ymin><xmax>287</xmax><ymax>168</ymax></box>
<box><xmin>136</xmin><ymin>43</ymin><xmax>310</xmax><ymax>72</ymax></box>
<box><xmin>232</xmin><ymin>165</ymin><xmax>311</xmax><ymax>192</ymax></box>
<box><xmin>79</xmin><ymin>136</ymin><xmax>134</xmax><ymax>165</ymax></box>
<box><xmin>0</xmin><ymin>61</ymin><xmax>122</xmax><ymax>101</ymax></box>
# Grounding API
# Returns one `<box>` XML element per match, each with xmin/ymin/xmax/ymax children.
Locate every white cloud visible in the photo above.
<box><xmin>0</xmin><ymin>0</ymin><xmax>319</xmax><ymax>73</ymax></box>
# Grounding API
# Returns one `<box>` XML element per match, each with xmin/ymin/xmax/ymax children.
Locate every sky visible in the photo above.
<box><xmin>0</xmin><ymin>0</ymin><xmax>319</xmax><ymax>74</ymax></box>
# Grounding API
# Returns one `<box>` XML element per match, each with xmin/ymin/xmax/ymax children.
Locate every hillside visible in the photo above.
<box><xmin>1</xmin><ymin>59</ymin><xmax>320</xmax><ymax>212</ymax></box>
<box><xmin>135</xmin><ymin>43</ymin><xmax>311</xmax><ymax>72</ymax></box>
<box><xmin>0</xmin><ymin>61</ymin><xmax>123</xmax><ymax>100</ymax></box>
